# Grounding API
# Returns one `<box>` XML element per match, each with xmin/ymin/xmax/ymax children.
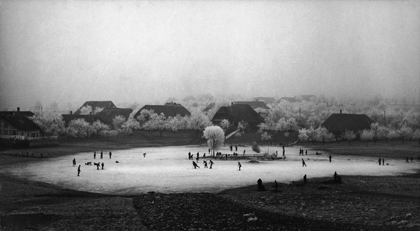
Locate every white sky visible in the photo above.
<box><xmin>0</xmin><ymin>0</ymin><xmax>419</xmax><ymax>109</ymax></box>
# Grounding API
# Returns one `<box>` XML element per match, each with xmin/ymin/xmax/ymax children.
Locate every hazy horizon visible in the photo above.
<box><xmin>1</xmin><ymin>1</ymin><xmax>419</xmax><ymax>110</ymax></box>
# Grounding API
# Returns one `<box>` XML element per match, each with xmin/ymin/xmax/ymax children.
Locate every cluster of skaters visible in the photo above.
<box><xmin>190</xmin><ymin>151</ymin><xmax>244</xmax><ymax>171</ymax></box>
<box><xmin>73</xmin><ymin>150</ymin><xmax>114</xmax><ymax>176</ymax></box>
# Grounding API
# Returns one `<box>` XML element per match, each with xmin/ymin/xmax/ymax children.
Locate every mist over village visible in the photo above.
<box><xmin>0</xmin><ymin>1</ymin><xmax>419</xmax><ymax>230</ymax></box>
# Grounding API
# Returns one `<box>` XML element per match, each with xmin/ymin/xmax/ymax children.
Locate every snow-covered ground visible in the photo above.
<box><xmin>2</xmin><ymin>145</ymin><xmax>419</xmax><ymax>195</ymax></box>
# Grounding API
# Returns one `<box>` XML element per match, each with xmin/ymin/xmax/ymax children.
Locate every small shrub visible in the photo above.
<box><xmin>252</xmin><ymin>142</ymin><xmax>261</xmax><ymax>153</ymax></box>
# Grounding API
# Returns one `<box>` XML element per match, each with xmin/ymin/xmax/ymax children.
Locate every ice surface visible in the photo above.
<box><xmin>2</xmin><ymin>145</ymin><xmax>418</xmax><ymax>195</ymax></box>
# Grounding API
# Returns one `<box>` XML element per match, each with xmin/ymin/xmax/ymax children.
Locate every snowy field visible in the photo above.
<box><xmin>2</xmin><ymin>145</ymin><xmax>419</xmax><ymax>195</ymax></box>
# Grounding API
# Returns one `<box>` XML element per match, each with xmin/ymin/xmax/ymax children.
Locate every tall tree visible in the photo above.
<box><xmin>341</xmin><ymin>130</ymin><xmax>356</xmax><ymax>146</ymax></box>
<box><xmin>203</xmin><ymin>126</ymin><xmax>225</xmax><ymax>157</ymax></box>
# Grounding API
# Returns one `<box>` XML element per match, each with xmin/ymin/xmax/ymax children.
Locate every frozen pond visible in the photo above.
<box><xmin>1</xmin><ymin>145</ymin><xmax>419</xmax><ymax>195</ymax></box>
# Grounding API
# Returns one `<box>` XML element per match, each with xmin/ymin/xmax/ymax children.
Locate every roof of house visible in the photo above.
<box><xmin>134</xmin><ymin>104</ymin><xmax>191</xmax><ymax>118</ymax></box>
<box><xmin>212</xmin><ymin>104</ymin><xmax>264</xmax><ymax>124</ymax></box>
<box><xmin>253</xmin><ymin>97</ymin><xmax>276</xmax><ymax>104</ymax></box>
<box><xmin>74</xmin><ymin>101</ymin><xmax>117</xmax><ymax>115</ymax></box>
<box><xmin>321</xmin><ymin>113</ymin><xmax>374</xmax><ymax>135</ymax></box>
<box><xmin>95</xmin><ymin>108</ymin><xmax>133</xmax><ymax>124</ymax></box>
<box><xmin>232</xmin><ymin>101</ymin><xmax>270</xmax><ymax>110</ymax></box>
<box><xmin>0</xmin><ymin>111</ymin><xmax>35</xmax><ymax>118</ymax></box>
<box><xmin>0</xmin><ymin>114</ymin><xmax>42</xmax><ymax>131</ymax></box>
<box><xmin>279</xmin><ymin>97</ymin><xmax>298</xmax><ymax>103</ymax></box>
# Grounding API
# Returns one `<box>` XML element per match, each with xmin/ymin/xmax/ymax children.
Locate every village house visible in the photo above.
<box><xmin>134</xmin><ymin>102</ymin><xmax>191</xmax><ymax>119</ymax></box>
<box><xmin>211</xmin><ymin>104</ymin><xmax>264</xmax><ymax>128</ymax></box>
<box><xmin>0</xmin><ymin>108</ymin><xmax>56</xmax><ymax>147</ymax></box>
<box><xmin>62</xmin><ymin>101</ymin><xmax>132</xmax><ymax>126</ymax></box>
<box><xmin>74</xmin><ymin>101</ymin><xmax>117</xmax><ymax>115</ymax></box>
<box><xmin>232</xmin><ymin>100</ymin><xmax>270</xmax><ymax>115</ymax></box>
<box><xmin>321</xmin><ymin>110</ymin><xmax>374</xmax><ymax>136</ymax></box>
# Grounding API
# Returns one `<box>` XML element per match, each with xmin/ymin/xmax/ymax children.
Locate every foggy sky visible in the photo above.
<box><xmin>0</xmin><ymin>0</ymin><xmax>419</xmax><ymax>110</ymax></box>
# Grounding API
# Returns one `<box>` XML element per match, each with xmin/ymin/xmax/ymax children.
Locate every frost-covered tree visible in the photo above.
<box><xmin>398</xmin><ymin>126</ymin><xmax>413</xmax><ymax>144</ymax></box>
<box><xmin>261</xmin><ymin>131</ymin><xmax>272</xmax><ymax>144</ymax></box>
<box><xmin>315</xmin><ymin>127</ymin><xmax>335</xmax><ymax>145</ymax></box>
<box><xmin>412</xmin><ymin>129</ymin><xmax>420</xmax><ymax>144</ymax></box>
<box><xmin>219</xmin><ymin>119</ymin><xmax>230</xmax><ymax>131</ymax></box>
<box><xmin>121</xmin><ymin>118</ymin><xmax>141</xmax><ymax>134</ymax></box>
<box><xmin>370</xmin><ymin>123</ymin><xmax>380</xmax><ymax>144</ymax></box>
<box><xmin>112</xmin><ymin>115</ymin><xmax>127</xmax><ymax>131</ymax></box>
<box><xmin>143</xmin><ymin>113</ymin><xmax>167</xmax><ymax>136</ymax></box>
<box><xmin>30</xmin><ymin>111</ymin><xmax>65</xmax><ymax>138</ymax></box>
<box><xmin>387</xmin><ymin>130</ymin><xmax>400</xmax><ymax>143</ymax></box>
<box><xmin>67</xmin><ymin>118</ymin><xmax>94</xmax><ymax>138</ymax></box>
<box><xmin>79</xmin><ymin>105</ymin><xmax>93</xmax><ymax>115</ymax></box>
<box><xmin>203</xmin><ymin>126</ymin><xmax>225</xmax><ymax>156</ymax></box>
<box><xmin>188</xmin><ymin>110</ymin><xmax>212</xmax><ymax>133</ymax></box>
<box><xmin>136</xmin><ymin>109</ymin><xmax>155</xmax><ymax>126</ymax></box>
<box><xmin>341</xmin><ymin>130</ymin><xmax>356</xmax><ymax>146</ymax></box>
<box><xmin>360</xmin><ymin>130</ymin><xmax>374</xmax><ymax>146</ymax></box>
<box><xmin>91</xmin><ymin>120</ymin><xmax>110</xmax><ymax>136</ymax></box>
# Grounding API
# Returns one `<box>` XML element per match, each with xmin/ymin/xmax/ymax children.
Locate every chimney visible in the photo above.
<box><xmin>17</xmin><ymin>107</ymin><xmax>20</xmax><ymax>112</ymax></box>
<box><xmin>340</xmin><ymin>110</ymin><xmax>342</xmax><ymax>114</ymax></box>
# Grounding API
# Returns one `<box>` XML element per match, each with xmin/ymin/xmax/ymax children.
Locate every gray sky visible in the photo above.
<box><xmin>0</xmin><ymin>0</ymin><xmax>419</xmax><ymax>110</ymax></box>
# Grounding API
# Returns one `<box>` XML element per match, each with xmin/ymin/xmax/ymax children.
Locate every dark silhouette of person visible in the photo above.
<box><xmin>101</xmin><ymin>162</ymin><xmax>104</xmax><ymax>170</ymax></box>
<box><xmin>283</xmin><ymin>149</ymin><xmax>285</xmax><ymax>157</ymax></box>
<box><xmin>329</xmin><ymin>155</ymin><xmax>332</xmax><ymax>163</ymax></box>
<box><xmin>73</xmin><ymin>158</ymin><xmax>76</xmax><ymax>167</ymax></box>
<box><xmin>379</xmin><ymin>158</ymin><xmax>381</xmax><ymax>165</ymax></box>
<box><xmin>302</xmin><ymin>158</ymin><xmax>307</xmax><ymax>167</ymax></box>
<box><xmin>334</xmin><ymin>171</ymin><xmax>342</xmax><ymax>183</ymax></box>
<box><xmin>77</xmin><ymin>165</ymin><xmax>81</xmax><ymax>176</ymax></box>
<box><xmin>235</xmin><ymin>145</ymin><xmax>238</xmax><ymax>151</ymax></box>
<box><xmin>406</xmin><ymin>157</ymin><xmax>409</xmax><ymax>163</ymax></box>
<box><xmin>257</xmin><ymin>178</ymin><xmax>265</xmax><ymax>191</ymax></box>
<box><xmin>143</xmin><ymin>153</ymin><xmax>146</xmax><ymax>158</ymax></box>
<box><xmin>243</xmin><ymin>149</ymin><xmax>246</xmax><ymax>155</ymax></box>
<box><xmin>209</xmin><ymin>160</ymin><xmax>214</xmax><ymax>169</ymax></box>
<box><xmin>273</xmin><ymin>180</ymin><xmax>279</xmax><ymax>192</ymax></box>
<box><xmin>238</xmin><ymin>162</ymin><xmax>242</xmax><ymax>171</ymax></box>
<box><xmin>109</xmin><ymin>151</ymin><xmax>112</xmax><ymax>159</ymax></box>
<box><xmin>192</xmin><ymin>161</ymin><xmax>199</xmax><ymax>169</ymax></box>
<box><xmin>305</xmin><ymin>150</ymin><xmax>307</xmax><ymax>155</ymax></box>
<box><xmin>303</xmin><ymin>174</ymin><xmax>307</xmax><ymax>184</ymax></box>
<box><xmin>94</xmin><ymin>151</ymin><xmax>96</xmax><ymax>159</ymax></box>
<box><xmin>96</xmin><ymin>163</ymin><xmax>100</xmax><ymax>170</ymax></box>
<box><xmin>230</xmin><ymin>145</ymin><xmax>232</xmax><ymax>151</ymax></box>
<box><xmin>203</xmin><ymin>153</ymin><xmax>206</xmax><ymax>159</ymax></box>
<box><xmin>382</xmin><ymin>158</ymin><xmax>385</xmax><ymax>166</ymax></box>
<box><xmin>100</xmin><ymin>151</ymin><xmax>103</xmax><ymax>159</ymax></box>
<box><xmin>203</xmin><ymin>160</ymin><xmax>208</xmax><ymax>168</ymax></box>
<box><xmin>188</xmin><ymin>152</ymin><xmax>191</xmax><ymax>159</ymax></box>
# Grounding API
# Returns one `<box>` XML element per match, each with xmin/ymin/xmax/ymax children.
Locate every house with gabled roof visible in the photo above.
<box><xmin>232</xmin><ymin>100</ymin><xmax>270</xmax><ymax>114</ymax></box>
<box><xmin>95</xmin><ymin>108</ymin><xmax>133</xmax><ymax>125</ymax></box>
<box><xmin>74</xmin><ymin>101</ymin><xmax>117</xmax><ymax>115</ymax></box>
<box><xmin>211</xmin><ymin>104</ymin><xmax>264</xmax><ymax>127</ymax></box>
<box><xmin>321</xmin><ymin>110</ymin><xmax>374</xmax><ymax>136</ymax></box>
<box><xmin>134</xmin><ymin>102</ymin><xmax>191</xmax><ymax>119</ymax></box>
<box><xmin>0</xmin><ymin>108</ymin><xmax>43</xmax><ymax>140</ymax></box>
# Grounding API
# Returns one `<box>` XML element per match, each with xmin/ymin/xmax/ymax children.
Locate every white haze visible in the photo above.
<box><xmin>0</xmin><ymin>1</ymin><xmax>419</xmax><ymax>110</ymax></box>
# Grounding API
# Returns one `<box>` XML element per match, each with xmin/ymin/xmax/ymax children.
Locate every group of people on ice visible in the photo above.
<box><xmin>73</xmin><ymin>150</ymin><xmax>114</xmax><ymax>176</ymax></box>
